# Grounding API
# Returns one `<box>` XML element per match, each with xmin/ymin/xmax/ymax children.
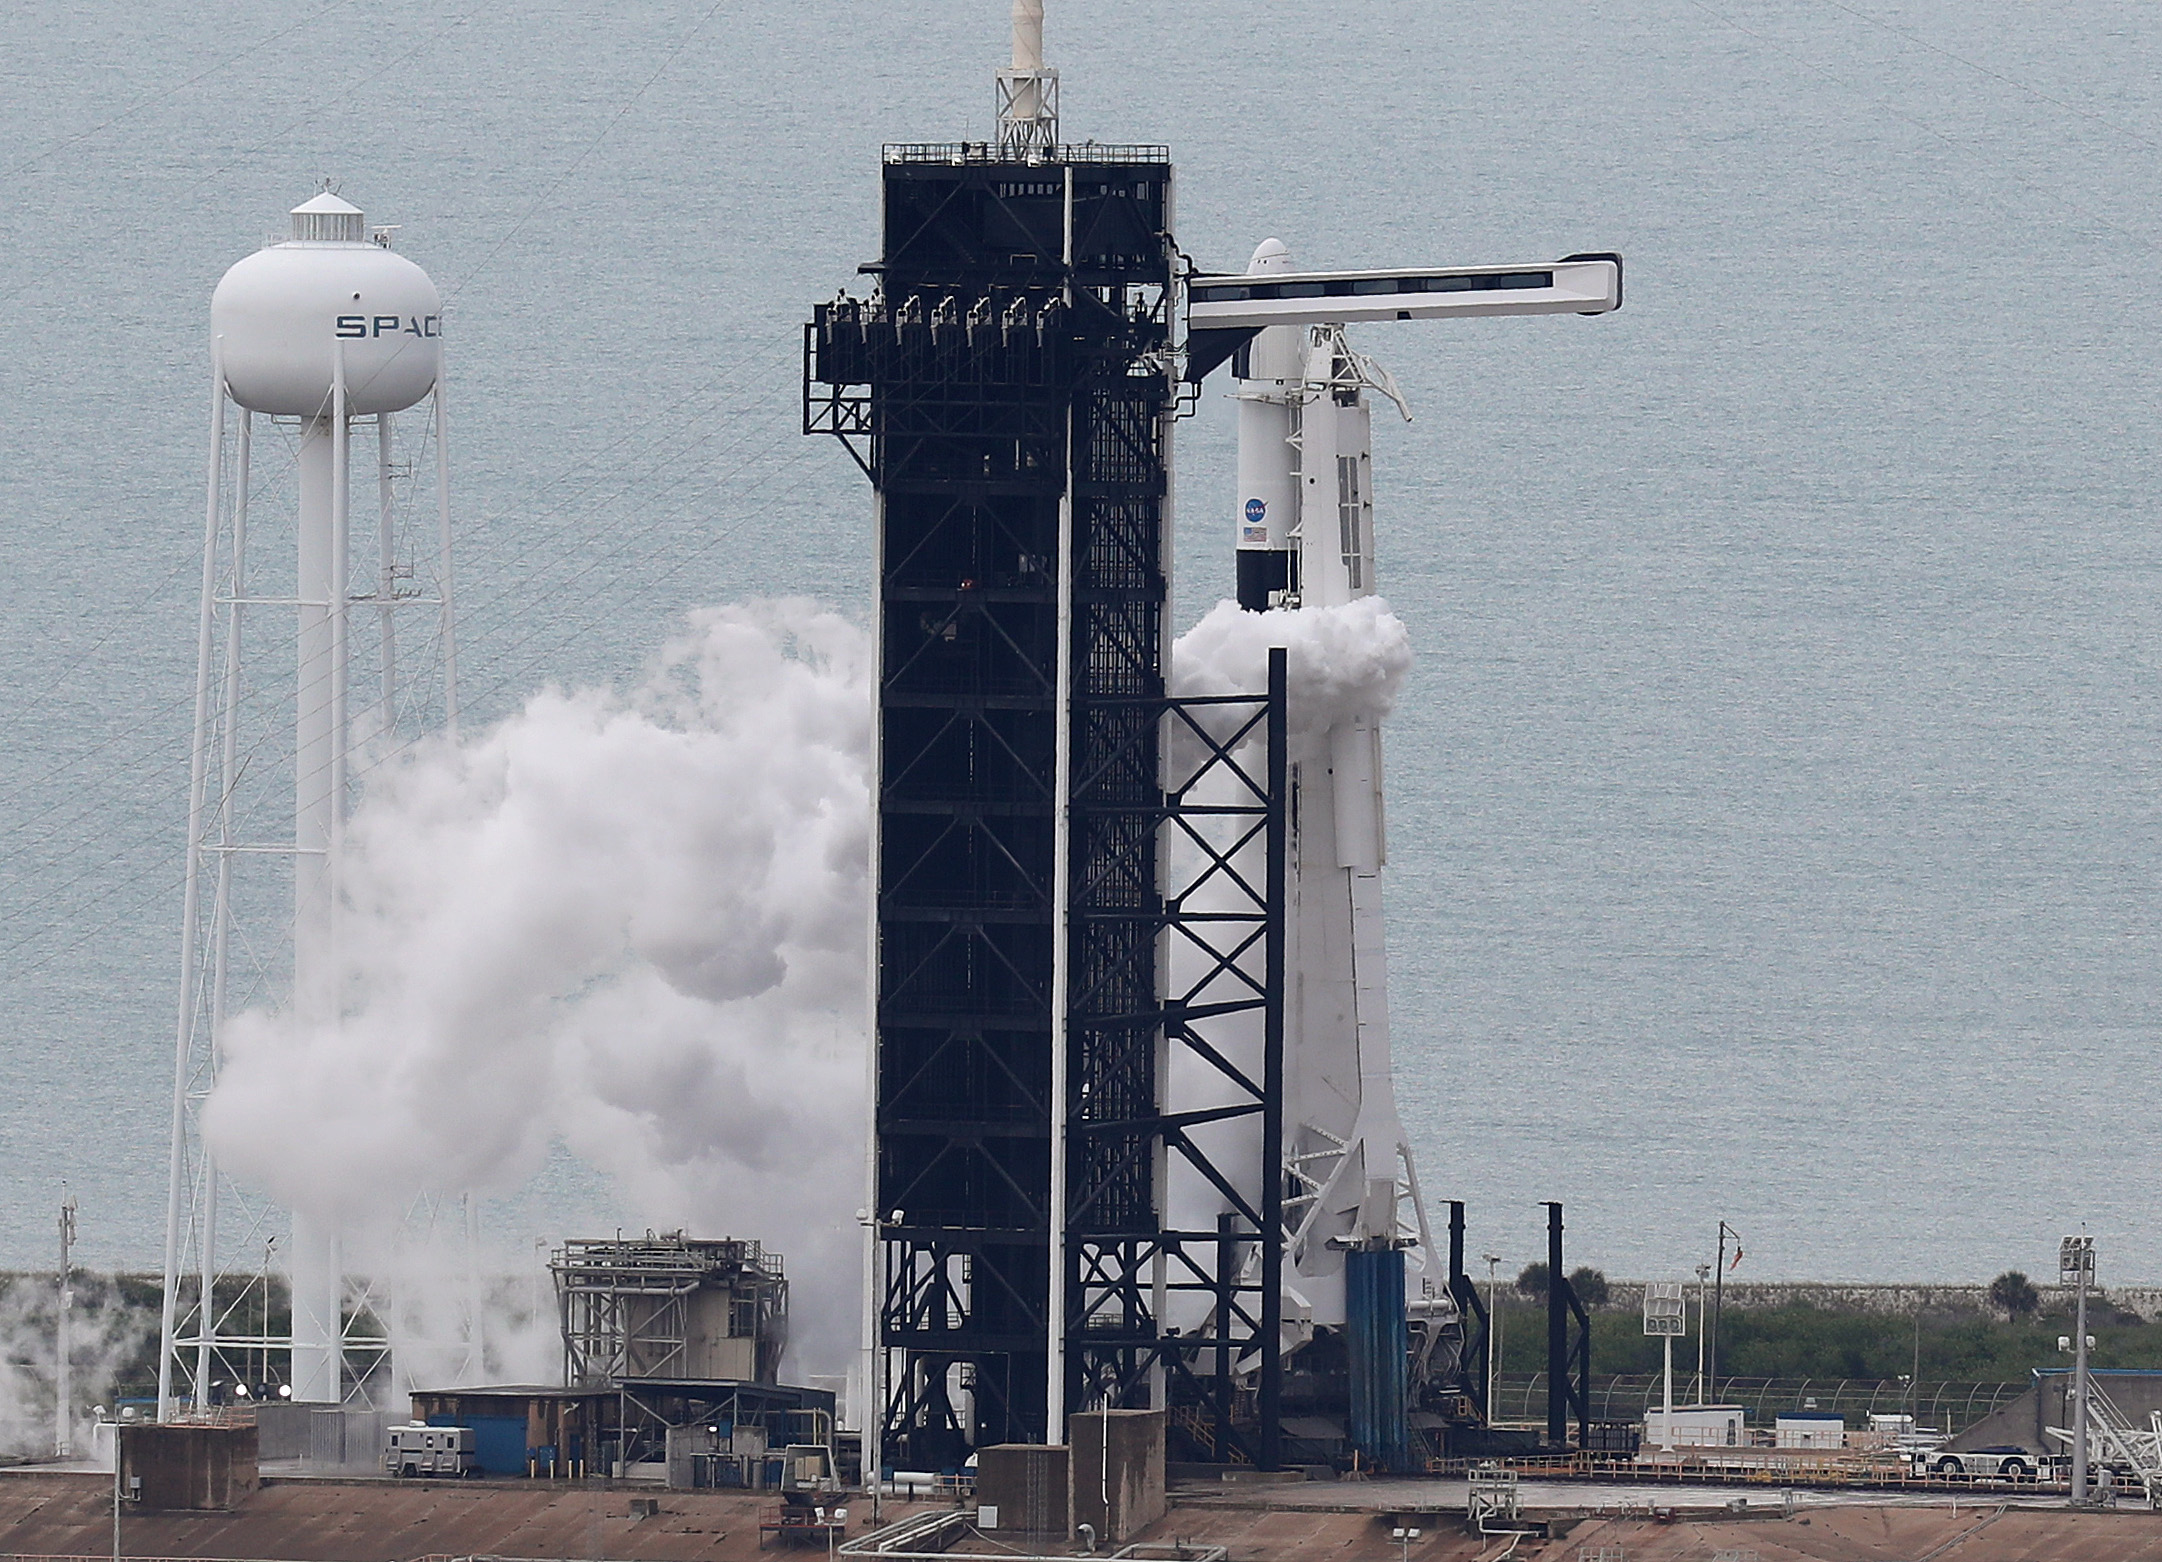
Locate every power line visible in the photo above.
<box><xmin>446</xmin><ymin>0</ymin><xmax>731</xmax><ymax>302</ymax></box>
<box><xmin>1676</xmin><ymin>0</ymin><xmax>2162</xmax><ymax>259</ymax></box>
<box><xmin>0</xmin><ymin>1</ymin><xmax>360</xmax><ymax>181</ymax></box>
<box><xmin>1804</xmin><ymin>0</ymin><xmax>2162</xmax><ymax>156</ymax></box>
<box><xmin>0</xmin><ymin>334</ymin><xmax>795</xmax><ymax>847</ymax></box>
<box><xmin>0</xmin><ymin>422</ymin><xmax>835</xmax><ymax>976</ymax></box>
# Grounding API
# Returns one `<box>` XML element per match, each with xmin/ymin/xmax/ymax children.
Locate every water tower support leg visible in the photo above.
<box><xmin>159</xmin><ymin>351</ymin><xmax>227</xmax><ymax>1421</ymax></box>
<box><xmin>377</xmin><ymin>413</ymin><xmax>396</xmax><ymax>733</ymax></box>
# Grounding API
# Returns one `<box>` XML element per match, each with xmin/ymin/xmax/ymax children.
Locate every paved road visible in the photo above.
<box><xmin>1175</xmin><ymin>1474</ymin><xmax>2080</xmax><ymax>1515</ymax></box>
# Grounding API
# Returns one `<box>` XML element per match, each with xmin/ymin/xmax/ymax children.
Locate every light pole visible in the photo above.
<box><xmin>57</xmin><ymin>1187</ymin><xmax>76</xmax><ymax>1458</ymax></box>
<box><xmin>2061</xmin><ymin>1234</ymin><xmax>2095</xmax><ymax>1505</ymax></box>
<box><xmin>258</xmin><ymin>1238</ymin><xmax>276</xmax><ymax>1400</ymax></box>
<box><xmin>1480</xmin><ymin>1254</ymin><xmax>1502</xmax><ymax>1422</ymax></box>
<box><xmin>1391</xmin><ymin>1524</ymin><xmax>1421</xmax><ymax>1562</ymax></box>
<box><xmin>858</xmin><ymin>1207</ymin><xmax>901</xmax><ymax>1524</ymax></box>
<box><xmin>1909</xmin><ymin>1312</ymin><xmax>1921</xmax><ymax>1424</ymax></box>
<box><xmin>1643</xmin><ymin>1283</ymin><xmax>1685</xmax><ymax>1453</ymax></box>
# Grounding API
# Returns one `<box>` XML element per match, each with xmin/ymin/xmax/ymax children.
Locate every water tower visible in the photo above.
<box><xmin>157</xmin><ymin>192</ymin><xmax>462</xmax><ymax>1415</ymax></box>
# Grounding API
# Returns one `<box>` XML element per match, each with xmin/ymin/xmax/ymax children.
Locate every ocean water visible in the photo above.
<box><xmin>3</xmin><ymin>0</ymin><xmax>2161</xmax><ymax>1290</ymax></box>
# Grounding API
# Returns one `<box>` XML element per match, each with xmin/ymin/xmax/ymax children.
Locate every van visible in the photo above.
<box><xmin>384</xmin><ymin>1422</ymin><xmax>477</xmax><ymax>1478</ymax></box>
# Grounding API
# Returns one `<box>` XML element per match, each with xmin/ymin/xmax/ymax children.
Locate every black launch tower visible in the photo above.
<box><xmin>807</xmin><ymin>141</ymin><xmax>1288</xmax><ymax>1472</ymax></box>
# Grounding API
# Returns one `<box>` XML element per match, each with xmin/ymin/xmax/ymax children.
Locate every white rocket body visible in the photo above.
<box><xmin>1230</xmin><ymin>240</ymin><xmax>1438</xmax><ymax>1337</ymax></box>
<box><xmin>1234</xmin><ymin>240</ymin><xmax>1298</xmax><ymax>561</ymax></box>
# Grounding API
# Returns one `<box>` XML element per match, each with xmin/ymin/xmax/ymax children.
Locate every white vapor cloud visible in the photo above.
<box><xmin>203</xmin><ymin>600</ymin><xmax>871</xmax><ymax>1373</ymax></box>
<box><xmin>199</xmin><ymin>591</ymin><xmax>1409</xmax><ymax>1383</ymax></box>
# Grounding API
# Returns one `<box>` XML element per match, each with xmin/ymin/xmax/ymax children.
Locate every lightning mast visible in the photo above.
<box><xmin>997</xmin><ymin>0</ymin><xmax>1058</xmax><ymax>157</ymax></box>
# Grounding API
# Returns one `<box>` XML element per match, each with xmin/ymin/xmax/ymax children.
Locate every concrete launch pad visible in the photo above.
<box><xmin>6</xmin><ymin>1467</ymin><xmax>2162</xmax><ymax>1562</ymax></box>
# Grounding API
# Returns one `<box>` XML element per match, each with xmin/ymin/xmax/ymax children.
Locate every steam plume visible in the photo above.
<box><xmin>203</xmin><ymin>600</ymin><xmax>871</xmax><ymax>1372</ymax></box>
<box><xmin>1169</xmin><ymin>595</ymin><xmax>1411</xmax><ymax>757</ymax></box>
<box><xmin>200</xmin><ymin>592</ymin><xmax>1409</xmax><ymax>1380</ymax></box>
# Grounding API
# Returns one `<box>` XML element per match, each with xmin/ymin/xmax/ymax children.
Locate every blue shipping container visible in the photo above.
<box><xmin>428</xmin><ymin>1414</ymin><xmax>528</xmax><ymax>1475</ymax></box>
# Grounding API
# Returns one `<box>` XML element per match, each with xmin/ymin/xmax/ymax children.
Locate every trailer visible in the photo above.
<box><xmin>384</xmin><ymin>1422</ymin><xmax>477</xmax><ymax>1479</ymax></box>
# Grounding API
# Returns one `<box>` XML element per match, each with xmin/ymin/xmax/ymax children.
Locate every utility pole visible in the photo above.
<box><xmin>1693</xmin><ymin>1263</ymin><xmax>1711</xmax><ymax>1403</ymax></box>
<box><xmin>2061</xmin><ymin>1234</ymin><xmax>2095</xmax><ymax>1505</ymax></box>
<box><xmin>1480</xmin><ymin>1254</ymin><xmax>1503</xmax><ymax>1422</ymax></box>
<box><xmin>1709</xmin><ymin>1222</ymin><xmax>1739</xmax><ymax>1398</ymax></box>
<box><xmin>1911</xmin><ymin>1312</ymin><xmax>1921</xmax><ymax>1417</ymax></box>
<box><xmin>859</xmin><ymin>1207</ymin><xmax>899</xmax><ymax>1523</ymax></box>
<box><xmin>57</xmin><ymin>1187</ymin><xmax>76</xmax><ymax>1459</ymax></box>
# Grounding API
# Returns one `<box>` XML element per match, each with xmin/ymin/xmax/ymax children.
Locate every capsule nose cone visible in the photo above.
<box><xmin>1248</xmin><ymin>237</ymin><xmax>1293</xmax><ymax>274</ymax></box>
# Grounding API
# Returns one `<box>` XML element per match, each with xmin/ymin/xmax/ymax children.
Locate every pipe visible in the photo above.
<box><xmin>433</xmin><ymin>377</ymin><xmax>458</xmax><ymax>736</ymax></box>
<box><xmin>1546</xmin><ymin>1202</ymin><xmax>1565</xmax><ymax>1448</ymax></box>
<box><xmin>373</xmin><ymin>415</ymin><xmax>394</xmax><ymax>740</ymax></box>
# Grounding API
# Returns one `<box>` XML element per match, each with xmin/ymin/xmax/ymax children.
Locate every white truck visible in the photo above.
<box><xmin>1901</xmin><ymin>1440</ymin><xmax>2047</xmax><ymax>1479</ymax></box>
<box><xmin>384</xmin><ymin>1422</ymin><xmax>478</xmax><ymax>1479</ymax></box>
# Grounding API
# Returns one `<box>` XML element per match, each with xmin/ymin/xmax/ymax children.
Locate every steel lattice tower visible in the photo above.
<box><xmin>807</xmin><ymin>136</ymin><xmax>1290</xmax><ymax>1471</ymax></box>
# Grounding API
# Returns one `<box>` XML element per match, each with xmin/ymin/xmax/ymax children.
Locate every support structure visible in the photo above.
<box><xmin>1068</xmin><ymin>654</ymin><xmax>1287</xmax><ymax>1469</ymax></box>
<box><xmin>1542</xmin><ymin>1201</ymin><xmax>1589</xmax><ymax>1450</ymax></box>
<box><xmin>807</xmin><ymin>141</ymin><xmax>1289</xmax><ymax>1471</ymax></box>
<box><xmin>810</xmin><ymin>8</ymin><xmax>1621</xmax><ymax>1477</ymax></box>
<box><xmin>1446</xmin><ymin>1202</ymin><xmax>1489</xmax><ymax>1422</ymax></box>
<box><xmin>553</xmin><ymin>1234</ymin><xmax>787</xmax><ymax>1388</ymax></box>
<box><xmin>996</xmin><ymin>0</ymin><xmax>1058</xmax><ymax>160</ymax></box>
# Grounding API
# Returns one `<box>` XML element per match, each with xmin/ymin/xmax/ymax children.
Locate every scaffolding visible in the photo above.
<box><xmin>552</xmin><ymin>1234</ymin><xmax>787</xmax><ymax>1388</ymax></box>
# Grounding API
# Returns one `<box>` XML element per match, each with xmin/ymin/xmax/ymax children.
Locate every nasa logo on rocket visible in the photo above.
<box><xmin>1242</xmin><ymin>496</ymin><xmax>1268</xmax><ymax>544</ymax></box>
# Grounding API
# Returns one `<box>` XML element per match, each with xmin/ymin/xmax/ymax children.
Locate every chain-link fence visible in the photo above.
<box><xmin>1490</xmin><ymin>1373</ymin><xmax>2024</xmax><ymax>1435</ymax></box>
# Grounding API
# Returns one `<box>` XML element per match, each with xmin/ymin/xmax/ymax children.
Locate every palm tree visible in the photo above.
<box><xmin>1988</xmin><ymin>1270</ymin><xmax>2040</xmax><ymax>1323</ymax></box>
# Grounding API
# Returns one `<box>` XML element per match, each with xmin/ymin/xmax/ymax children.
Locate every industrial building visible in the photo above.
<box><xmin>388</xmin><ymin>1232</ymin><xmax>828</xmax><ymax>1479</ymax></box>
<box><xmin>406</xmin><ymin>1379</ymin><xmax>833</xmax><ymax>1481</ymax></box>
<box><xmin>553</xmin><ymin>1233</ymin><xmax>788</xmax><ymax>1387</ymax></box>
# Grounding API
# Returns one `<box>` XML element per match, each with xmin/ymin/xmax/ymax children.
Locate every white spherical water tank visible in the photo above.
<box><xmin>212</xmin><ymin>193</ymin><xmax>442</xmax><ymax>417</ymax></box>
